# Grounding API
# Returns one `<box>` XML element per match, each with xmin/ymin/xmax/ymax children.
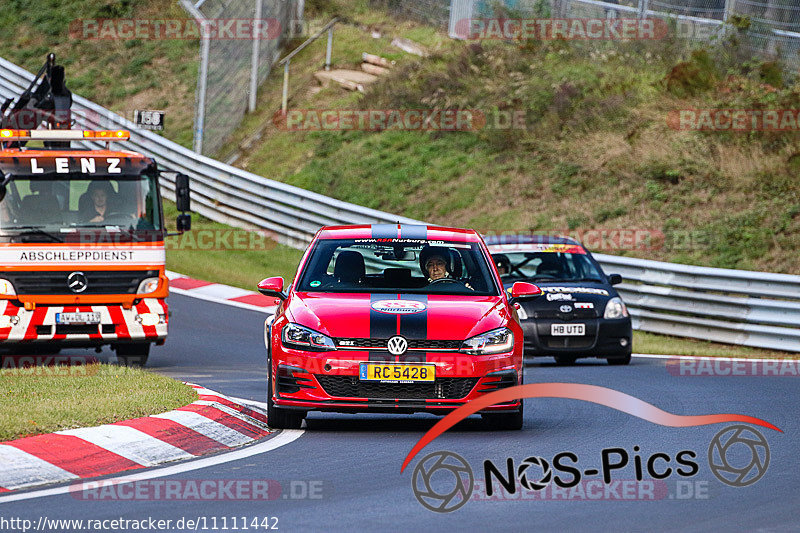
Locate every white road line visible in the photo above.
<box><xmin>0</xmin><ymin>430</ymin><xmax>305</xmax><ymax>504</ymax></box>
<box><xmin>150</xmin><ymin>410</ymin><xmax>255</xmax><ymax>447</ymax></box>
<box><xmin>56</xmin><ymin>426</ymin><xmax>193</xmax><ymax>467</ymax></box>
<box><xmin>169</xmin><ymin>286</ymin><xmax>276</xmax><ymax>314</ymax></box>
<box><xmin>632</xmin><ymin>353</ymin><xmax>796</xmax><ymax>363</ymax></box>
<box><xmin>0</xmin><ymin>445</ymin><xmax>79</xmax><ymax>491</ymax></box>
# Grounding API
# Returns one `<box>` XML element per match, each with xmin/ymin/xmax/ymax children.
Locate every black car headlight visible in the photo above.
<box><xmin>604</xmin><ymin>297</ymin><xmax>629</xmax><ymax>319</ymax></box>
<box><xmin>281</xmin><ymin>323</ymin><xmax>336</xmax><ymax>351</ymax></box>
<box><xmin>460</xmin><ymin>327</ymin><xmax>514</xmax><ymax>355</ymax></box>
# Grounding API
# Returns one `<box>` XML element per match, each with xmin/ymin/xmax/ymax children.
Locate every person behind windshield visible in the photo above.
<box><xmin>420</xmin><ymin>247</ymin><xmax>452</xmax><ymax>282</ymax></box>
<box><xmin>493</xmin><ymin>254</ymin><xmax>511</xmax><ymax>276</ymax></box>
<box><xmin>420</xmin><ymin>246</ymin><xmax>473</xmax><ymax>289</ymax></box>
<box><xmin>81</xmin><ymin>181</ymin><xmax>115</xmax><ymax>223</ymax></box>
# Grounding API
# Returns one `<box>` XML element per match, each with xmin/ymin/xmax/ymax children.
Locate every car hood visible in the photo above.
<box><xmin>286</xmin><ymin>292</ymin><xmax>509</xmax><ymax>340</ymax></box>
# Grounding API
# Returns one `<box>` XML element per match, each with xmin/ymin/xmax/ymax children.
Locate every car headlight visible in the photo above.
<box><xmin>604</xmin><ymin>297</ymin><xmax>629</xmax><ymax>319</ymax></box>
<box><xmin>0</xmin><ymin>278</ymin><xmax>16</xmax><ymax>296</ymax></box>
<box><xmin>281</xmin><ymin>323</ymin><xmax>336</xmax><ymax>351</ymax></box>
<box><xmin>460</xmin><ymin>327</ymin><xmax>514</xmax><ymax>355</ymax></box>
<box><xmin>137</xmin><ymin>277</ymin><xmax>161</xmax><ymax>294</ymax></box>
<box><xmin>515</xmin><ymin>304</ymin><xmax>528</xmax><ymax>320</ymax></box>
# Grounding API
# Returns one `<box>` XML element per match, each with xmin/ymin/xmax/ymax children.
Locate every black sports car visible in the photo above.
<box><xmin>485</xmin><ymin>235</ymin><xmax>632</xmax><ymax>365</ymax></box>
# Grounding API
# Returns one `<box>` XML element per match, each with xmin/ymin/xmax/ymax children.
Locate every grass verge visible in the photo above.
<box><xmin>163</xmin><ymin>201</ymin><xmax>305</xmax><ymax>289</ymax></box>
<box><xmin>633</xmin><ymin>331</ymin><xmax>797</xmax><ymax>359</ymax></box>
<box><xmin>0</xmin><ymin>363</ymin><xmax>198</xmax><ymax>441</ymax></box>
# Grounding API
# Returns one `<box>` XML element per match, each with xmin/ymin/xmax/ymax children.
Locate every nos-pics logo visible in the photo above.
<box><xmin>411</xmin><ymin>425</ymin><xmax>771</xmax><ymax>513</ymax></box>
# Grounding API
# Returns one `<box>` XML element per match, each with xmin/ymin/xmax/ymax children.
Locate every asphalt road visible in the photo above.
<box><xmin>1</xmin><ymin>293</ymin><xmax>797</xmax><ymax>532</ymax></box>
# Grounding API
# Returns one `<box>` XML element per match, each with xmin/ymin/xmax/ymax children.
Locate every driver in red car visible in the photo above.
<box><xmin>421</xmin><ymin>246</ymin><xmax>473</xmax><ymax>289</ymax></box>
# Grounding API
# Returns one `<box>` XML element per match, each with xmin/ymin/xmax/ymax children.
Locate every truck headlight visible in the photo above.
<box><xmin>0</xmin><ymin>279</ymin><xmax>16</xmax><ymax>296</ymax></box>
<box><xmin>604</xmin><ymin>297</ymin><xmax>629</xmax><ymax>319</ymax></box>
<box><xmin>137</xmin><ymin>277</ymin><xmax>160</xmax><ymax>294</ymax></box>
<box><xmin>281</xmin><ymin>323</ymin><xmax>336</xmax><ymax>351</ymax></box>
<box><xmin>460</xmin><ymin>327</ymin><xmax>514</xmax><ymax>355</ymax></box>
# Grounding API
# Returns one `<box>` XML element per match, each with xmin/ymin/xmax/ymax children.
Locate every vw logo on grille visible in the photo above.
<box><xmin>559</xmin><ymin>304</ymin><xmax>573</xmax><ymax>313</ymax></box>
<box><xmin>67</xmin><ymin>271</ymin><xmax>88</xmax><ymax>294</ymax></box>
<box><xmin>387</xmin><ymin>335</ymin><xmax>408</xmax><ymax>356</ymax></box>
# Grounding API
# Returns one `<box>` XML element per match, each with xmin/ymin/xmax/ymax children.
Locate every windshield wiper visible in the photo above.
<box><xmin>1</xmin><ymin>226</ymin><xmax>63</xmax><ymax>242</ymax></box>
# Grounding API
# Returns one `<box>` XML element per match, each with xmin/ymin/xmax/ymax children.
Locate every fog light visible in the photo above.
<box><xmin>0</xmin><ymin>315</ymin><xmax>20</xmax><ymax>328</ymax></box>
<box><xmin>620</xmin><ymin>338</ymin><xmax>629</xmax><ymax>347</ymax></box>
<box><xmin>135</xmin><ymin>313</ymin><xmax>166</xmax><ymax>326</ymax></box>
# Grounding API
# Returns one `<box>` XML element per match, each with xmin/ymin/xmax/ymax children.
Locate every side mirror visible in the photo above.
<box><xmin>257</xmin><ymin>276</ymin><xmax>287</xmax><ymax>300</ymax></box>
<box><xmin>608</xmin><ymin>274</ymin><xmax>622</xmax><ymax>285</ymax></box>
<box><xmin>176</xmin><ymin>213</ymin><xmax>191</xmax><ymax>233</ymax></box>
<box><xmin>175</xmin><ymin>173</ymin><xmax>190</xmax><ymax>212</ymax></box>
<box><xmin>509</xmin><ymin>281</ymin><xmax>542</xmax><ymax>304</ymax></box>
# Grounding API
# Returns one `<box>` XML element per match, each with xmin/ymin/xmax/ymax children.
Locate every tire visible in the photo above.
<box><xmin>554</xmin><ymin>355</ymin><xmax>577</xmax><ymax>366</ymax></box>
<box><xmin>607</xmin><ymin>353</ymin><xmax>632</xmax><ymax>366</ymax></box>
<box><xmin>267</xmin><ymin>357</ymin><xmax>306</xmax><ymax>429</ymax></box>
<box><xmin>482</xmin><ymin>401</ymin><xmax>524</xmax><ymax>430</ymax></box>
<box><xmin>116</xmin><ymin>343</ymin><xmax>150</xmax><ymax>367</ymax></box>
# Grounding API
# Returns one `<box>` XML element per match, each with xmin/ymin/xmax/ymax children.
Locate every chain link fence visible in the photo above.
<box><xmin>377</xmin><ymin>0</ymin><xmax>800</xmax><ymax>70</ymax></box>
<box><xmin>180</xmin><ymin>0</ymin><xmax>302</xmax><ymax>156</ymax></box>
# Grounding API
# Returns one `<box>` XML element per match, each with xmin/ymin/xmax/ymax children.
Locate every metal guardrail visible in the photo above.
<box><xmin>0</xmin><ymin>56</ymin><xmax>422</xmax><ymax>249</ymax></box>
<box><xmin>1</xmin><ymin>56</ymin><xmax>798</xmax><ymax>352</ymax></box>
<box><xmin>594</xmin><ymin>253</ymin><xmax>800</xmax><ymax>352</ymax></box>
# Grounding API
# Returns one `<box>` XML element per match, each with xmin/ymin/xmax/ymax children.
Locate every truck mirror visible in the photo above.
<box><xmin>175</xmin><ymin>173</ymin><xmax>190</xmax><ymax>212</ymax></box>
<box><xmin>176</xmin><ymin>213</ymin><xmax>191</xmax><ymax>233</ymax></box>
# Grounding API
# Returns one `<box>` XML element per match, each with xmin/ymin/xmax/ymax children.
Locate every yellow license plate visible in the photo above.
<box><xmin>359</xmin><ymin>363</ymin><xmax>435</xmax><ymax>382</ymax></box>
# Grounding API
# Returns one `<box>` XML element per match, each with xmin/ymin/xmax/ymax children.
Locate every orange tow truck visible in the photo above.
<box><xmin>0</xmin><ymin>54</ymin><xmax>190</xmax><ymax>366</ymax></box>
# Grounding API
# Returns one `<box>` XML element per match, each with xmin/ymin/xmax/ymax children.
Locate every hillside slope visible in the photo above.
<box><xmin>230</xmin><ymin>1</ymin><xmax>800</xmax><ymax>274</ymax></box>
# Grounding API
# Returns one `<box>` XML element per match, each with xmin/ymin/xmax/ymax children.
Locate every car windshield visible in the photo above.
<box><xmin>296</xmin><ymin>238</ymin><xmax>500</xmax><ymax>295</ymax></box>
<box><xmin>492</xmin><ymin>249</ymin><xmax>604</xmax><ymax>283</ymax></box>
<box><xmin>0</xmin><ymin>174</ymin><xmax>162</xmax><ymax>240</ymax></box>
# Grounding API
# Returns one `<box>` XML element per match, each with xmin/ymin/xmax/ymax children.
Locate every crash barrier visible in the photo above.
<box><xmin>0</xmin><ymin>56</ymin><xmax>421</xmax><ymax>250</ymax></box>
<box><xmin>1</xmin><ymin>56</ymin><xmax>798</xmax><ymax>352</ymax></box>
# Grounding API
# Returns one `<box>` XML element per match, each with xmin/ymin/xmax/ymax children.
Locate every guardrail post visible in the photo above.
<box><xmin>248</xmin><ymin>0</ymin><xmax>263</xmax><ymax>113</ymax></box>
<box><xmin>723</xmin><ymin>0</ymin><xmax>736</xmax><ymax>22</ymax></box>
<box><xmin>281</xmin><ymin>61</ymin><xmax>290</xmax><ymax>113</ymax></box>
<box><xmin>325</xmin><ymin>25</ymin><xmax>334</xmax><ymax>71</ymax></box>
<box><xmin>638</xmin><ymin>0</ymin><xmax>650</xmax><ymax>19</ymax></box>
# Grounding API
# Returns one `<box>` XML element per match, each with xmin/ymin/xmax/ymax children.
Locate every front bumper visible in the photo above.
<box><xmin>271</xmin><ymin>348</ymin><xmax>522</xmax><ymax>413</ymax></box>
<box><xmin>520</xmin><ymin>317</ymin><xmax>632</xmax><ymax>357</ymax></box>
<box><xmin>0</xmin><ymin>298</ymin><xmax>167</xmax><ymax>347</ymax></box>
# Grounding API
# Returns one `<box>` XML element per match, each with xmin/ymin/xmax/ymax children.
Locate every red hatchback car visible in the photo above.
<box><xmin>257</xmin><ymin>224</ymin><xmax>542</xmax><ymax>430</ymax></box>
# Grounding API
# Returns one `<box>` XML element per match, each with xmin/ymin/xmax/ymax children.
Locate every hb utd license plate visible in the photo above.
<box><xmin>359</xmin><ymin>363</ymin><xmax>435</xmax><ymax>382</ymax></box>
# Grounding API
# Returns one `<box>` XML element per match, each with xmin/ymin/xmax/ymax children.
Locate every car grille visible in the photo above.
<box><xmin>315</xmin><ymin>375</ymin><xmax>478</xmax><ymax>399</ymax></box>
<box><xmin>333</xmin><ymin>338</ymin><xmax>462</xmax><ymax>351</ymax></box>
<box><xmin>5</xmin><ymin>270</ymin><xmax>157</xmax><ymax>295</ymax></box>
<box><xmin>533</xmin><ymin>308</ymin><xmax>598</xmax><ymax>320</ymax></box>
<box><xmin>543</xmin><ymin>337</ymin><xmax>595</xmax><ymax>349</ymax></box>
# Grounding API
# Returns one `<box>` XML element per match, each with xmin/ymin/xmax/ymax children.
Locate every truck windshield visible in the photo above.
<box><xmin>0</xmin><ymin>174</ymin><xmax>162</xmax><ymax>239</ymax></box>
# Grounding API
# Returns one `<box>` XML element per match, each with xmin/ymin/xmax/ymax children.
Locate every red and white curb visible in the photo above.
<box><xmin>166</xmin><ymin>270</ymin><xmax>277</xmax><ymax>314</ymax></box>
<box><xmin>0</xmin><ymin>384</ymin><xmax>273</xmax><ymax>493</ymax></box>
